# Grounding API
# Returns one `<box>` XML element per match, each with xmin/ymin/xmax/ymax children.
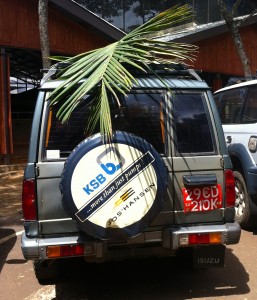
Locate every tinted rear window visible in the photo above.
<box><xmin>172</xmin><ymin>92</ymin><xmax>215</xmax><ymax>154</ymax></box>
<box><xmin>44</xmin><ymin>90</ymin><xmax>215</xmax><ymax>159</ymax></box>
<box><xmin>44</xmin><ymin>91</ymin><xmax>165</xmax><ymax>159</ymax></box>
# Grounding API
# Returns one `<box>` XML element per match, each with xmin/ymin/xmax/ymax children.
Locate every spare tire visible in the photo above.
<box><xmin>60</xmin><ymin>131</ymin><xmax>167</xmax><ymax>241</ymax></box>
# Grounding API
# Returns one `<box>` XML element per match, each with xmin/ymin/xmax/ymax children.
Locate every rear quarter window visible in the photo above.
<box><xmin>172</xmin><ymin>91</ymin><xmax>216</xmax><ymax>155</ymax></box>
<box><xmin>242</xmin><ymin>86</ymin><xmax>257</xmax><ymax>123</ymax></box>
<box><xmin>215</xmin><ymin>88</ymin><xmax>247</xmax><ymax>124</ymax></box>
<box><xmin>215</xmin><ymin>85</ymin><xmax>257</xmax><ymax>124</ymax></box>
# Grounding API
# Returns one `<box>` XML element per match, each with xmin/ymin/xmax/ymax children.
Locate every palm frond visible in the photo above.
<box><xmin>48</xmin><ymin>4</ymin><xmax>198</xmax><ymax>141</ymax></box>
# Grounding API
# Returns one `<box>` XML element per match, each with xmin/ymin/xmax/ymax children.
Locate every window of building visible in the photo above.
<box><xmin>75</xmin><ymin>0</ymin><xmax>255</xmax><ymax>33</ymax></box>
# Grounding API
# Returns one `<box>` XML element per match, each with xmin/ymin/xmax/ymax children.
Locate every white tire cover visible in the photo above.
<box><xmin>60</xmin><ymin>131</ymin><xmax>167</xmax><ymax>241</ymax></box>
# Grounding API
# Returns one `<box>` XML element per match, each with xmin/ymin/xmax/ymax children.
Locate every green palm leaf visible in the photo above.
<box><xmin>48</xmin><ymin>4</ymin><xmax>198</xmax><ymax>141</ymax></box>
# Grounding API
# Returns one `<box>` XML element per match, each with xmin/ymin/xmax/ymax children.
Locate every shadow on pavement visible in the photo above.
<box><xmin>0</xmin><ymin>228</ymin><xmax>17</xmax><ymax>273</ymax></box>
<box><xmin>5</xmin><ymin>258</ymin><xmax>28</xmax><ymax>264</ymax></box>
<box><xmin>244</xmin><ymin>226</ymin><xmax>257</xmax><ymax>235</ymax></box>
<box><xmin>0</xmin><ymin>213</ymin><xmax>25</xmax><ymax>273</ymax></box>
<box><xmin>252</xmin><ymin>227</ymin><xmax>257</xmax><ymax>235</ymax></box>
<box><xmin>53</xmin><ymin>246</ymin><xmax>249</xmax><ymax>300</ymax></box>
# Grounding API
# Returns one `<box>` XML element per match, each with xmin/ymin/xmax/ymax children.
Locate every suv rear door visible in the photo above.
<box><xmin>36</xmin><ymin>88</ymin><xmax>170</xmax><ymax>235</ymax></box>
<box><xmin>170</xmin><ymin>90</ymin><xmax>225</xmax><ymax>224</ymax></box>
<box><xmin>35</xmin><ymin>80</ymin><xmax>226</xmax><ymax>236</ymax></box>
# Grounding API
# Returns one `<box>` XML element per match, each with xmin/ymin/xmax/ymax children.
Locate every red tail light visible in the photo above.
<box><xmin>189</xmin><ymin>233</ymin><xmax>209</xmax><ymax>244</ymax></box>
<box><xmin>22</xmin><ymin>179</ymin><xmax>37</xmax><ymax>220</ymax></box>
<box><xmin>180</xmin><ymin>232</ymin><xmax>222</xmax><ymax>246</ymax></box>
<box><xmin>47</xmin><ymin>245</ymin><xmax>86</xmax><ymax>258</ymax></box>
<box><xmin>225</xmin><ymin>170</ymin><xmax>236</xmax><ymax>207</ymax></box>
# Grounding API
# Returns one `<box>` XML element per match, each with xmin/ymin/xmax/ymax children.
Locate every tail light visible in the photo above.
<box><xmin>225</xmin><ymin>170</ymin><xmax>236</xmax><ymax>207</ymax></box>
<box><xmin>179</xmin><ymin>232</ymin><xmax>222</xmax><ymax>245</ymax></box>
<box><xmin>22</xmin><ymin>179</ymin><xmax>37</xmax><ymax>221</ymax></box>
<box><xmin>47</xmin><ymin>244</ymin><xmax>87</xmax><ymax>258</ymax></box>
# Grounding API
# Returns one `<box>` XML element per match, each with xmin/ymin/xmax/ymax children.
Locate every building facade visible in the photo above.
<box><xmin>75</xmin><ymin>0</ymin><xmax>256</xmax><ymax>32</ymax></box>
<box><xmin>0</xmin><ymin>0</ymin><xmax>257</xmax><ymax>164</ymax></box>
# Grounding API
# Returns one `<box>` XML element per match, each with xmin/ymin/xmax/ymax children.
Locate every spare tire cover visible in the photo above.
<box><xmin>60</xmin><ymin>131</ymin><xmax>167</xmax><ymax>241</ymax></box>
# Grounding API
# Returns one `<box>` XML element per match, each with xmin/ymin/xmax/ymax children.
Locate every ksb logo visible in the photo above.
<box><xmin>82</xmin><ymin>147</ymin><xmax>125</xmax><ymax>195</ymax></box>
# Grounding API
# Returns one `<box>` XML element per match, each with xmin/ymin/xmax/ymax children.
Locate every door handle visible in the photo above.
<box><xmin>226</xmin><ymin>136</ymin><xmax>232</xmax><ymax>143</ymax></box>
<box><xmin>183</xmin><ymin>174</ymin><xmax>217</xmax><ymax>186</ymax></box>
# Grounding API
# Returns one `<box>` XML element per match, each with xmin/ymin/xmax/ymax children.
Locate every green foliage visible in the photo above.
<box><xmin>48</xmin><ymin>5</ymin><xmax>198</xmax><ymax>141</ymax></box>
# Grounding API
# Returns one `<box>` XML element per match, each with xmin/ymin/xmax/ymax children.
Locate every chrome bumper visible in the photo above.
<box><xmin>21</xmin><ymin>222</ymin><xmax>241</xmax><ymax>260</ymax></box>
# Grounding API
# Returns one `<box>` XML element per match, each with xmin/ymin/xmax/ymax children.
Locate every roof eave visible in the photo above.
<box><xmin>49</xmin><ymin>0</ymin><xmax>126</xmax><ymax>42</ymax></box>
<box><xmin>160</xmin><ymin>13</ymin><xmax>257</xmax><ymax>44</ymax></box>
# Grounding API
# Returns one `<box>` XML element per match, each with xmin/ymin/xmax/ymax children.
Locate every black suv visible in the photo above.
<box><xmin>21</xmin><ymin>65</ymin><xmax>241</xmax><ymax>284</ymax></box>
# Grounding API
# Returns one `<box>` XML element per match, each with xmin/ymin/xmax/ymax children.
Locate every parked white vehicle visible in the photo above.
<box><xmin>214</xmin><ymin>79</ymin><xmax>257</xmax><ymax>228</ymax></box>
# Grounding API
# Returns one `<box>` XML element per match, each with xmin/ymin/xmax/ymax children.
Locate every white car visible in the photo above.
<box><xmin>214</xmin><ymin>79</ymin><xmax>257</xmax><ymax>228</ymax></box>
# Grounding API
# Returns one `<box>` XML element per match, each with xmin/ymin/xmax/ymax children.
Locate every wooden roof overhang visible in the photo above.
<box><xmin>162</xmin><ymin>14</ymin><xmax>257</xmax><ymax>77</ymax></box>
<box><xmin>0</xmin><ymin>0</ymin><xmax>125</xmax><ymax>81</ymax></box>
<box><xmin>0</xmin><ymin>0</ymin><xmax>125</xmax><ymax>159</ymax></box>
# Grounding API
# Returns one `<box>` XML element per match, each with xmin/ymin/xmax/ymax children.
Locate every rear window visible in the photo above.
<box><xmin>44</xmin><ymin>89</ymin><xmax>216</xmax><ymax>159</ymax></box>
<box><xmin>172</xmin><ymin>92</ymin><xmax>215</xmax><ymax>155</ymax></box>
<box><xmin>44</xmin><ymin>91</ymin><xmax>165</xmax><ymax>159</ymax></box>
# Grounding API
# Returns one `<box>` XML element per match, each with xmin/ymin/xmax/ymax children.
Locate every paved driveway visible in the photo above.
<box><xmin>1</xmin><ymin>164</ymin><xmax>257</xmax><ymax>299</ymax></box>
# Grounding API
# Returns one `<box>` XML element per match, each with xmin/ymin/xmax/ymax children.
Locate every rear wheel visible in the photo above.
<box><xmin>234</xmin><ymin>171</ymin><xmax>250</xmax><ymax>228</ymax></box>
<box><xmin>33</xmin><ymin>260</ymin><xmax>61</xmax><ymax>285</ymax></box>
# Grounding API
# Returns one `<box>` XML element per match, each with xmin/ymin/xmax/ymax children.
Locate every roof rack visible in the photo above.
<box><xmin>41</xmin><ymin>62</ymin><xmax>203</xmax><ymax>85</ymax></box>
<box><xmin>40</xmin><ymin>62</ymin><xmax>70</xmax><ymax>85</ymax></box>
<box><xmin>124</xmin><ymin>63</ymin><xmax>202</xmax><ymax>80</ymax></box>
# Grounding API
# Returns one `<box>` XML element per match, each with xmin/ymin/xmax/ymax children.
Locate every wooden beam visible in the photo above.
<box><xmin>0</xmin><ymin>48</ymin><xmax>13</xmax><ymax>163</ymax></box>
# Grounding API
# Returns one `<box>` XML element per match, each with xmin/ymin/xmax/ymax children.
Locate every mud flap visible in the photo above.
<box><xmin>193</xmin><ymin>245</ymin><xmax>225</xmax><ymax>268</ymax></box>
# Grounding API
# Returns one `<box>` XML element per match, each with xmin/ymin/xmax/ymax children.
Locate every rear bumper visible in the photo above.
<box><xmin>163</xmin><ymin>222</ymin><xmax>241</xmax><ymax>249</ymax></box>
<box><xmin>21</xmin><ymin>222</ymin><xmax>241</xmax><ymax>261</ymax></box>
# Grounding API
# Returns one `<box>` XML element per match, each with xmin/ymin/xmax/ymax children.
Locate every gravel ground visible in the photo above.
<box><xmin>0</xmin><ymin>166</ymin><xmax>24</xmax><ymax>218</ymax></box>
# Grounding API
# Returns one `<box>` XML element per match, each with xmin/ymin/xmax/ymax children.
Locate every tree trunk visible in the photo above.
<box><xmin>227</xmin><ymin>21</ymin><xmax>252</xmax><ymax>79</ymax></box>
<box><xmin>38</xmin><ymin>0</ymin><xmax>51</xmax><ymax>70</ymax></box>
<box><xmin>218</xmin><ymin>0</ymin><xmax>252</xmax><ymax>80</ymax></box>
